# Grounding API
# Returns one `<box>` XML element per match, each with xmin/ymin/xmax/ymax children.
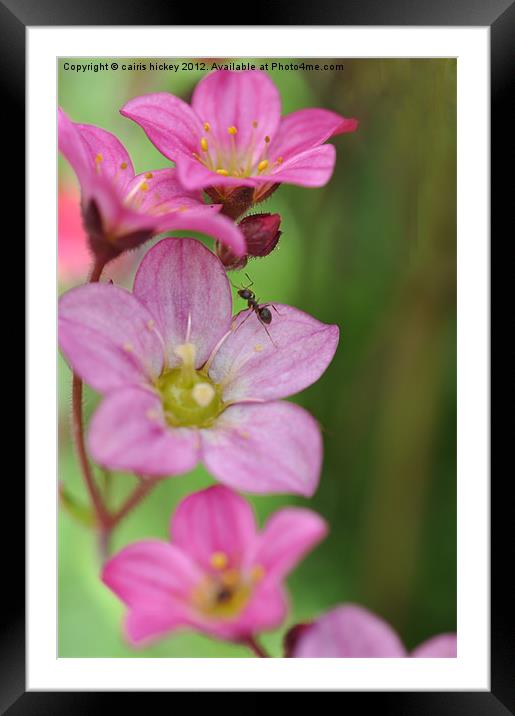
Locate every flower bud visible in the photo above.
<box><xmin>283</xmin><ymin>622</ymin><xmax>313</xmax><ymax>657</ymax></box>
<box><xmin>216</xmin><ymin>213</ymin><xmax>282</xmax><ymax>271</ymax></box>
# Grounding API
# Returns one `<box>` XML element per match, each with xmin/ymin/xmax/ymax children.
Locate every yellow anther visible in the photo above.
<box><xmin>210</xmin><ymin>552</ymin><xmax>228</xmax><ymax>570</ymax></box>
<box><xmin>192</xmin><ymin>382</ymin><xmax>216</xmax><ymax>408</ymax></box>
<box><xmin>221</xmin><ymin>569</ymin><xmax>240</xmax><ymax>587</ymax></box>
<box><xmin>276</xmin><ymin>156</ymin><xmax>283</xmax><ymax>164</ymax></box>
<box><xmin>264</xmin><ymin>135</ymin><xmax>270</xmax><ymax>144</ymax></box>
<box><xmin>200</xmin><ymin>137</ymin><xmax>209</xmax><ymax>152</ymax></box>
<box><xmin>227</xmin><ymin>126</ymin><xmax>238</xmax><ymax>135</ymax></box>
<box><xmin>251</xmin><ymin>565</ymin><xmax>265</xmax><ymax>583</ymax></box>
<box><xmin>145</xmin><ymin>172</ymin><xmax>153</xmax><ymax>179</ymax></box>
<box><xmin>140</xmin><ymin>182</ymin><xmax>149</xmax><ymax>192</ymax></box>
<box><xmin>95</xmin><ymin>153</ymin><xmax>103</xmax><ymax>163</ymax></box>
<box><xmin>120</xmin><ymin>161</ymin><xmax>128</xmax><ymax>170</ymax></box>
<box><xmin>257</xmin><ymin>159</ymin><xmax>269</xmax><ymax>173</ymax></box>
<box><xmin>216</xmin><ymin>169</ymin><xmax>229</xmax><ymax>176</ymax></box>
<box><xmin>203</xmin><ymin>122</ymin><xmax>211</xmax><ymax>132</ymax></box>
<box><xmin>174</xmin><ymin>342</ymin><xmax>196</xmax><ymax>367</ymax></box>
<box><xmin>254</xmin><ymin>344</ymin><xmax>264</xmax><ymax>352</ymax></box>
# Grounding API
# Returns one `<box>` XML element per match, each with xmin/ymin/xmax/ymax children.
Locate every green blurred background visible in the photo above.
<box><xmin>58</xmin><ymin>58</ymin><xmax>456</xmax><ymax>657</ymax></box>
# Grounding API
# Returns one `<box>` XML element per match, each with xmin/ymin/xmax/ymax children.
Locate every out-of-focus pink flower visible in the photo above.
<box><xmin>58</xmin><ymin>237</ymin><xmax>339</xmax><ymax>496</ymax></box>
<box><xmin>121</xmin><ymin>70</ymin><xmax>357</xmax><ymax>205</ymax></box>
<box><xmin>58</xmin><ymin>108</ymin><xmax>245</xmax><ymax>265</ymax></box>
<box><xmin>287</xmin><ymin>604</ymin><xmax>457</xmax><ymax>658</ymax></box>
<box><xmin>102</xmin><ymin>485</ymin><xmax>327</xmax><ymax>644</ymax></box>
<box><xmin>58</xmin><ymin>187</ymin><xmax>91</xmax><ymax>281</ymax></box>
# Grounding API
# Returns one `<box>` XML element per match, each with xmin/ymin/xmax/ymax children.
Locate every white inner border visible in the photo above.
<box><xmin>27</xmin><ymin>27</ymin><xmax>489</xmax><ymax>691</ymax></box>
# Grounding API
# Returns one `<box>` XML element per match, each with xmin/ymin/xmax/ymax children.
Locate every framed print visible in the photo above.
<box><xmin>6</xmin><ymin>0</ymin><xmax>508</xmax><ymax>710</ymax></box>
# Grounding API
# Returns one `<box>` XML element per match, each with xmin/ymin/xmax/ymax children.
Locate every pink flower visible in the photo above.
<box><xmin>287</xmin><ymin>604</ymin><xmax>457</xmax><ymax>658</ymax></box>
<box><xmin>121</xmin><ymin>70</ymin><xmax>358</xmax><ymax>204</ymax></box>
<box><xmin>58</xmin><ymin>108</ymin><xmax>245</xmax><ymax>265</ymax></box>
<box><xmin>102</xmin><ymin>485</ymin><xmax>327</xmax><ymax>644</ymax></box>
<box><xmin>58</xmin><ymin>237</ymin><xmax>339</xmax><ymax>496</ymax></box>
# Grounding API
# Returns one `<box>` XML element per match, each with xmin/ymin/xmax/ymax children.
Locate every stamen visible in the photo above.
<box><xmin>120</xmin><ymin>161</ymin><xmax>128</xmax><ymax>170</ymax></box>
<box><xmin>251</xmin><ymin>565</ymin><xmax>265</xmax><ymax>583</ymax></box>
<box><xmin>200</xmin><ymin>137</ymin><xmax>209</xmax><ymax>152</ymax></box>
<box><xmin>264</xmin><ymin>135</ymin><xmax>270</xmax><ymax>144</ymax></box>
<box><xmin>257</xmin><ymin>159</ymin><xmax>269</xmax><ymax>173</ymax></box>
<box><xmin>140</xmin><ymin>183</ymin><xmax>149</xmax><ymax>192</ymax></box>
<box><xmin>204</xmin><ymin>122</ymin><xmax>211</xmax><ymax>132</ymax></box>
<box><xmin>252</xmin><ymin>120</ymin><xmax>258</xmax><ymax>128</ymax></box>
<box><xmin>210</xmin><ymin>552</ymin><xmax>228</xmax><ymax>570</ymax></box>
<box><xmin>174</xmin><ymin>342</ymin><xmax>197</xmax><ymax>386</ymax></box>
<box><xmin>216</xmin><ymin>169</ymin><xmax>229</xmax><ymax>176</ymax></box>
<box><xmin>95</xmin><ymin>153</ymin><xmax>103</xmax><ymax>163</ymax></box>
<box><xmin>221</xmin><ymin>569</ymin><xmax>239</xmax><ymax>587</ymax></box>
<box><xmin>227</xmin><ymin>126</ymin><xmax>238</xmax><ymax>135</ymax></box>
<box><xmin>145</xmin><ymin>172</ymin><xmax>153</xmax><ymax>179</ymax></box>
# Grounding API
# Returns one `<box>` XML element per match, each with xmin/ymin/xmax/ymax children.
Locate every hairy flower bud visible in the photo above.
<box><xmin>216</xmin><ymin>213</ymin><xmax>282</xmax><ymax>271</ymax></box>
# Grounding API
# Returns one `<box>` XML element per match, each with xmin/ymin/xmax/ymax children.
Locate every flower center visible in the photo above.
<box><xmin>192</xmin><ymin>121</ymin><xmax>283</xmax><ymax>179</ymax></box>
<box><xmin>192</xmin><ymin>552</ymin><xmax>265</xmax><ymax>620</ymax></box>
<box><xmin>156</xmin><ymin>343</ymin><xmax>224</xmax><ymax>428</ymax></box>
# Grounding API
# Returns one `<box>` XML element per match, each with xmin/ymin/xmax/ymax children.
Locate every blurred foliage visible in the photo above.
<box><xmin>58</xmin><ymin>58</ymin><xmax>456</xmax><ymax>657</ymax></box>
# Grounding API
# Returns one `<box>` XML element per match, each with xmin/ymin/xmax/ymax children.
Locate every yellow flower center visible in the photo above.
<box><xmin>156</xmin><ymin>343</ymin><xmax>224</xmax><ymax>428</ymax></box>
<box><xmin>192</xmin><ymin>552</ymin><xmax>265</xmax><ymax>619</ymax></box>
<box><xmin>192</xmin><ymin>120</ymin><xmax>284</xmax><ymax>179</ymax></box>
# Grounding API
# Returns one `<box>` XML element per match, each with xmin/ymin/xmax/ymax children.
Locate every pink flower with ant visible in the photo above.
<box><xmin>286</xmin><ymin>604</ymin><xmax>457</xmax><ymax>658</ymax></box>
<box><xmin>121</xmin><ymin>69</ymin><xmax>358</xmax><ymax>208</ymax></box>
<box><xmin>58</xmin><ymin>237</ymin><xmax>339</xmax><ymax>496</ymax></box>
<box><xmin>102</xmin><ymin>485</ymin><xmax>327</xmax><ymax>645</ymax></box>
<box><xmin>58</xmin><ymin>108</ymin><xmax>245</xmax><ymax>266</ymax></box>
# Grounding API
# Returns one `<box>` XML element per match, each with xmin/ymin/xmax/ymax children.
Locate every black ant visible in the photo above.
<box><xmin>231</xmin><ymin>274</ymin><xmax>280</xmax><ymax>346</ymax></box>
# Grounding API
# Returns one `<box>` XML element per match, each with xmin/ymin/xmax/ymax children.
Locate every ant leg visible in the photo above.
<box><xmin>233</xmin><ymin>309</ymin><xmax>254</xmax><ymax>333</ymax></box>
<box><xmin>258</xmin><ymin>316</ymin><xmax>278</xmax><ymax>348</ymax></box>
<box><xmin>244</xmin><ymin>273</ymin><xmax>254</xmax><ymax>288</ymax></box>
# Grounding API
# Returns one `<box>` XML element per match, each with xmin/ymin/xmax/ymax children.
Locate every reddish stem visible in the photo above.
<box><xmin>244</xmin><ymin>636</ymin><xmax>270</xmax><ymax>658</ymax></box>
<box><xmin>107</xmin><ymin>479</ymin><xmax>156</xmax><ymax>528</ymax></box>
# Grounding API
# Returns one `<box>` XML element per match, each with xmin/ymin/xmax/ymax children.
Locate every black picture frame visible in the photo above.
<box><xmin>7</xmin><ymin>0</ymin><xmax>507</xmax><ymax>711</ymax></box>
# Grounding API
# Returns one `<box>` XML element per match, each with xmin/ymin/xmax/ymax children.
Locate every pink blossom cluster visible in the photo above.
<box><xmin>58</xmin><ymin>68</ymin><xmax>455</xmax><ymax>658</ymax></box>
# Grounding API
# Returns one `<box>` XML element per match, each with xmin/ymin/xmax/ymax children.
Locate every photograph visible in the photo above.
<box><xmin>57</xmin><ymin>57</ymin><xmax>457</xmax><ymax>659</ymax></box>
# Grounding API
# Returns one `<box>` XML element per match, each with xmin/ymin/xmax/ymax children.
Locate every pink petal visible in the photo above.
<box><xmin>121</xmin><ymin>92</ymin><xmax>203</xmax><ymax>161</ymax></box>
<box><xmin>271</xmin><ymin>108</ymin><xmax>358</xmax><ymax>161</ymax></box>
<box><xmin>171</xmin><ymin>485</ymin><xmax>257</xmax><ymax>570</ymax></box>
<box><xmin>191</xmin><ymin>70</ymin><xmax>281</xmax><ymax>165</ymax></box>
<box><xmin>58</xmin><ymin>108</ymin><xmax>93</xmax><ymax>187</ymax></box>
<box><xmin>268</xmin><ymin>144</ymin><xmax>337</xmax><ymax>188</ymax></box>
<box><xmin>153</xmin><ymin>208</ymin><xmax>247</xmax><ymax>257</ymax></box>
<box><xmin>235</xmin><ymin>582</ymin><xmax>289</xmax><ymax>636</ymax></box>
<box><xmin>201</xmin><ymin>401</ymin><xmax>322</xmax><ymax>497</ymax></box>
<box><xmin>124</xmin><ymin>605</ymin><xmax>190</xmax><ymax>645</ymax></box>
<box><xmin>411</xmin><ymin>633</ymin><xmax>457</xmax><ymax>658</ymax></box>
<box><xmin>133</xmin><ymin>238</ymin><xmax>232</xmax><ymax>368</ymax></box>
<box><xmin>58</xmin><ymin>283</ymin><xmax>164</xmax><ymax>393</ymax></box>
<box><xmin>208</xmin><ymin>305</ymin><xmax>339</xmax><ymax>403</ymax></box>
<box><xmin>124</xmin><ymin>168</ymin><xmax>203</xmax><ymax>212</ymax></box>
<box><xmin>247</xmin><ymin>507</ymin><xmax>327</xmax><ymax>581</ymax></box>
<box><xmin>75</xmin><ymin>122</ymin><xmax>134</xmax><ymax>191</ymax></box>
<box><xmin>176</xmin><ymin>155</ymin><xmax>257</xmax><ymax>192</ymax></box>
<box><xmin>88</xmin><ymin>387</ymin><xmax>200</xmax><ymax>476</ymax></box>
<box><xmin>102</xmin><ymin>539</ymin><xmax>202</xmax><ymax>607</ymax></box>
<box><xmin>292</xmin><ymin>605</ymin><xmax>408</xmax><ymax>658</ymax></box>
